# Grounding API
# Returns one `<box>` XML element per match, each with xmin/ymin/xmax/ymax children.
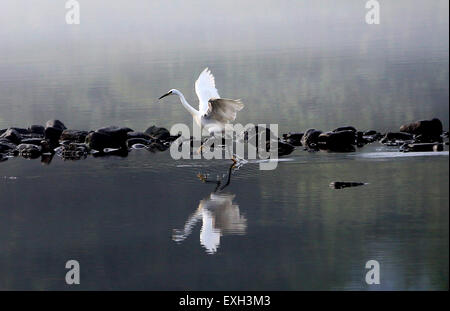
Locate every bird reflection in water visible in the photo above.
<box><xmin>172</xmin><ymin>163</ymin><xmax>247</xmax><ymax>254</ymax></box>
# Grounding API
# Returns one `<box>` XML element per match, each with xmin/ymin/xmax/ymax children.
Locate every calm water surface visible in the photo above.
<box><xmin>0</xmin><ymin>0</ymin><xmax>448</xmax><ymax>290</ymax></box>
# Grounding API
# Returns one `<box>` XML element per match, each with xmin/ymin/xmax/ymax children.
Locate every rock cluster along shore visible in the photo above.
<box><xmin>0</xmin><ymin>118</ymin><xmax>448</xmax><ymax>164</ymax></box>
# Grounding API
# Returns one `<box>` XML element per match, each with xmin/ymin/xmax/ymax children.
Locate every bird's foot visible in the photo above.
<box><xmin>197</xmin><ymin>172</ymin><xmax>207</xmax><ymax>182</ymax></box>
<box><xmin>231</xmin><ymin>154</ymin><xmax>247</xmax><ymax>169</ymax></box>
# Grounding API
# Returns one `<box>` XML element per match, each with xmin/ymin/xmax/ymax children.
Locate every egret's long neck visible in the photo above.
<box><xmin>173</xmin><ymin>90</ymin><xmax>198</xmax><ymax>116</ymax></box>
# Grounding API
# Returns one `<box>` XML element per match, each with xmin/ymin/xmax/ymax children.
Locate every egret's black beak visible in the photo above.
<box><xmin>158</xmin><ymin>91</ymin><xmax>172</xmax><ymax>100</ymax></box>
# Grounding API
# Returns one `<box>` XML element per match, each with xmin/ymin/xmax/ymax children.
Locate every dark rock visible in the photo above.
<box><xmin>363</xmin><ymin>130</ymin><xmax>377</xmax><ymax>136</ymax></box>
<box><xmin>44</xmin><ymin>120</ymin><xmax>67</xmax><ymax>142</ymax></box>
<box><xmin>301</xmin><ymin>129</ymin><xmax>323</xmax><ymax>150</ymax></box>
<box><xmin>44</xmin><ymin>127</ymin><xmax>63</xmax><ymax>143</ymax></box>
<box><xmin>318</xmin><ymin>130</ymin><xmax>356</xmax><ymax>151</ymax></box>
<box><xmin>243</xmin><ymin>125</ymin><xmax>275</xmax><ymax>144</ymax></box>
<box><xmin>10</xmin><ymin>127</ymin><xmax>30</xmax><ymax>135</ymax></box>
<box><xmin>361</xmin><ymin>130</ymin><xmax>382</xmax><ymax>143</ymax></box>
<box><xmin>282</xmin><ymin>132</ymin><xmax>303</xmax><ymax>146</ymax></box>
<box><xmin>17</xmin><ymin>144</ymin><xmax>42</xmax><ymax>159</ymax></box>
<box><xmin>40</xmin><ymin>140</ymin><xmax>53</xmax><ymax>154</ymax></box>
<box><xmin>127</xmin><ymin>131</ymin><xmax>151</xmax><ymax>140</ymax></box>
<box><xmin>0</xmin><ymin>154</ymin><xmax>7</xmax><ymax>162</ymax></box>
<box><xmin>0</xmin><ymin>128</ymin><xmax>22</xmax><ymax>144</ymax></box>
<box><xmin>60</xmin><ymin>130</ymin><xmax>89</xmax><ymax>143</ymax></box>
<box><xmin>97</xmin><ymin>126</ymin><xmax>133</xmax><ymax>142</ymax></box>
<box><xmin>85</xmin><ymin>131</ymin><xmax>120</xmax><ymax>151</ymax></box>
<box><xmin>29</xmin><ymin>125</ymin><xmax>45</xmax><ymax>135</ymax></box>
<box><xmin>413</xmin><ymin>134</ymin><xmax>443</xmax><ymax>144</ymax></box>
<box><xmin>0</xmin><ymin>129</ymin><xmax>6</xmax><ymax>136</ymax></box>
<box><xmin>46</xmin><ymin>120</ymin><xmax>67</xmax><ymax>131</ymax></box>
<box><xmin>400</xmin><ymin>118</ymin><xmax>443</xmax><ymax>138</ymax></box>
<box><xmin>332</xmin><ymin>126</ymin><xmax>357</xmax><ymax>133</ymax></box>
<box><xmin>380</xmin><ymin>132</ymin><xmax>414</xmax><ymax>145</ymax></box>
<box><xmin>85</xmin><ymin>126</ymin><xmax>133</xmax><ymax>151</ymax></box>
<box><xmin>330</xmin><ymin>182</ymin><xmax>366</xmax><ymax>189</ymax></box>
<box><xmin>145</xmin><ymin>126</ymin><xmax>170</xmax><ymax>140</ymax></box>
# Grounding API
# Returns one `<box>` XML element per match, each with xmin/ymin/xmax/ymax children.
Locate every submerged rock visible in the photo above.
<box><xmin>0</xmin><ymin>128</ymin><xmax>22</xmax><ymax>144</ymax></box>
<box><xmin>330</xmin><ymin>181</ymin><xmax>367</xmax><ymax>189</ymax></box>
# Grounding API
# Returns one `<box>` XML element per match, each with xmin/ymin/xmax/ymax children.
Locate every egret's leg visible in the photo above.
<box><xmin>197</xmin><ymin>135</ymin><xmax>216</xmax><ymax>155</ymax></box>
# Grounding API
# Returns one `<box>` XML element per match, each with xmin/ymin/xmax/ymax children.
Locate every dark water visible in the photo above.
<box><xmin>0</xmin><ymin>0</ymin><xmax>448</xmax><ymax>290</ymax></box>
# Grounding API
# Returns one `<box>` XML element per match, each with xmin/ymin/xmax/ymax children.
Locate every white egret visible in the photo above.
<box><xmin>158</xmin><ymin>68</ymin><xmax>244</xmax><ymax>159</ymax></box>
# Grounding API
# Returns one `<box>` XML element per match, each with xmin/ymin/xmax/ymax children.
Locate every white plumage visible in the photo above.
<box><xmin>159</xmin><ymin>67</ymin><xmax>244</xmax><ymax>135</ymax></box>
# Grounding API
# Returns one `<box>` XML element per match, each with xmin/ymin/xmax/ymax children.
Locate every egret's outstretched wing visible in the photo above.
<box><xmin>203</xmin><ymin>98</ymin><xmax>244</xmax><ymax>123</ymax></box>
<box><xmin>195</xmin><ymin>68</ymin><xmax>220</xmax><ymax>114</ymax></box>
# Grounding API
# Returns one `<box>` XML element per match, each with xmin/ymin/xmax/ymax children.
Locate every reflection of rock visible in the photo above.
<box><xmin>16</xmin><ymin>144</ymin><xmax>42</xmax><ymax>159</ymax></box>
<box><xmin>127</xmin><ymin>138</ymin><xmax>151</xmax><ymax>148</ymax></box>
<box><xmin>173</xmin><ymin>193</ymin><xmax>246</xmax><ymax>254</ymax></box>
<box><xmin>0</xmin><ymin>140</ymin><xmax>17</xmax><ymax>153</ymax></box>
<box><xmin>266</xmin><ymin>140</ymin><xmax>295</xmax><ymax>156</ymax></box>
<box><xmin>330</xmin><ymin>181</ymin><xmax>366</xmax><ymax>189</ymax></box>
<box><xmin>400</xmin><ymin>143</ymin><xmax>444</xmax><ymax>152</ymax></box>
<box><xmin>56</xmin><ymin>143</ymin><xmax>89</xmax><ymax>160</ymax></box>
